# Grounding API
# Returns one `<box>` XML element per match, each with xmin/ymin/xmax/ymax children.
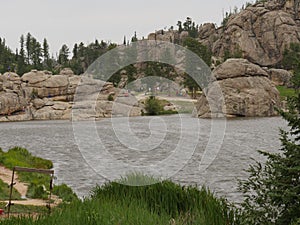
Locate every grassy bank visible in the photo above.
<box><xmin>0</xmin><ymin>147</ymin><xmax>77</xmax><ymax>201</ymax></box>
<box><xmin>0</xmin><ymin>179</ymin><xmax>20</xmax><ymax>200</ymax></box>
<box><xmin>0</xmin><ymin>175</ymin><xmax>240</xmax><ymax>225</ymax></box>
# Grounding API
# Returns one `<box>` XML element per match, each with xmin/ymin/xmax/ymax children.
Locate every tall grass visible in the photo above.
<box><xmin>91</xmin><ymin>175</ymin><xmax>239</xmax><ymax>224</ymax></box>
<box><xmin>0</xmin><ymin>174</ymin><xmax>241</xmax><ymax>225</ymax></box>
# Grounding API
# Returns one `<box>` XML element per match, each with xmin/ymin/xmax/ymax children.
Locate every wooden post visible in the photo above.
<box><xmin>7</xmin><ymin>168</ymin><xmax>15</xmax><ymax>218</ymax></box>
<box><xmin>7</xmin><ymin>167</ymin><xmax>54</xmax><ymax>217</ymax></box>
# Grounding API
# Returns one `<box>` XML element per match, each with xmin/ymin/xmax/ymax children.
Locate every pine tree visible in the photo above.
<box><xmin>42</xmin><ymin>38</ymin><xmax>50</xmax><ymax>62</ymax></box>
<box><xmin>17</xmin><ymin>35</ymin><xmax>27</xmax><ymax>75</ymax></box>
<box><xmin>26</xmin><ymin>32</ymin><xmax>32</xmax><ymax>64</ymax></box>
<box><xmin>30</xmin><ymin>37</ymin><xmax>43</xmax><ymax>69</ymax></box>
<box><xmin>42</xmin><ymin>38</ymin><xmax>51</xmax><ymax>70</ymax></box>
<box><xmin>239</xmin><ymin>87</ymin><xmax>300</xmax><ymax>224</ymax></box>
<box><xmin>58</xmin><ymin>44</ymin><xmax>70</xmax><ymax>66</ymax></box>
<box><xmin>123</xmin><ymin>36</ymin><xmax>127</xmax><ymax>45</ymax></box>
<box><xmin>131</xmin><ymin>32</ymin><xmax>138</xmax><ymax>43</ymax></box>
<box><xmin>72</xmin><ymin>43</ymin><xmax>78</xmax><ymax>59</ymax></box>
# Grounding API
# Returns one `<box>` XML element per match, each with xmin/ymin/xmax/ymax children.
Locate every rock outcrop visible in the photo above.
<box><xmin>195</xmin><ymin>59</ymin><xmax>281</xmax><ymax>118</ymax></box>
<box><xmin>0</xmin><ymin>70</ymin><xmax>143</xmax><ymax>122</ymax></box>
<box><xmin>148</xmin><ymin>30</ymin><xmax>180</xmax><ymax>43</ymax></box>
<box><xmin>198</xmin><ymin>1</ymin><xmax>300</xmax><ymax>67</ymax></box>
<box><xmin>267</xmin><ymin>68</ymin><xmax>292</xmax><ymax>86</ymax></box>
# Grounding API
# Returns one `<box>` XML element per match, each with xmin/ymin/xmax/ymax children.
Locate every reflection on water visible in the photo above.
<box><xmin>0</xmin><ymin>116</ymin><xmax>287</xmax><ymax>203</ymax></box>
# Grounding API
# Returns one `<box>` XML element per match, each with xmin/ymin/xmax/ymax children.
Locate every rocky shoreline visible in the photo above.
<box><xmin>0</xmin><ymin>68</ymin><xmax>142</xmax><ymax>122</ymax></box>
<box><xmin>0</xmin><ymin>60</ymin><xmax>286</xmax><ymax>122</ymax></box>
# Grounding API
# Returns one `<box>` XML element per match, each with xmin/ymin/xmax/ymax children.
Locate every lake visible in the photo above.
<box><xmin>0</xmin><ymin>115</ymin><xmax>287</xmax><ymax>203</ymax></box>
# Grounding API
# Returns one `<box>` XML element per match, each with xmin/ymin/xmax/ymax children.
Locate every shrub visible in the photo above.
<box><xmin>52</xmin><ymin>184</ymin><xmax>78</xmax><ymax>202</ymax></box>
<box><xmin>144</xmin><ymin>96</ymin><xmax>163</xmax><ymax>115</ymax></box>
<box><xmin>107</xmin><ymin>94</ymin><xmax>114</xmax><ymax>101</ymax></box>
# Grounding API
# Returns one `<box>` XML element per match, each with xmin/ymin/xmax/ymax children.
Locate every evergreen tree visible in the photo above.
<box><xmin>30</xmin><ymin>37</ymin><xmax>43</xmax><ymax>69</ymax></box>
<box><xmin>182</xmin><ymin>37</ymin><xmax>212</xmax><ymax>98</ymax></box>
<box><xmin>17</xmin><ymin>35</ymin><xmax>27</xmax><ymax>75</ymax></box>
<box><xmin>58</xmin><ymin>44</ymin><xmax>70</xmax><ymax>66</ymax></box>
<box><xmin>42</xmin><ymin>38</ymin><xmax>50</xmax><ymax>62</ymax></box>
<box><xmin>72</xmin><ymin>43</ymin><xmax>78</xmax><ymax>59</ymax></box>
<box><xmin>123</xmin><ymin>36</ymin><xmax>127</xmax><ymax>45</ymax></box>
<box><xmin>26</xmin><ymin>32</ymin><xmax>32</xmax><ymax>64</ymax></box>
<box><xmin>42</xmin><ymin>38</ymin><xmax>52</xmax><ymax>70</ymax></box>
<box><xmin>0</xmin><ymin>37</ymin><xmax>15</xmax><ymax>73</ymax></box>
<box><xmin>282</xmin><ymin>43</ymin><xmax>300</xmax><ymax>90</ymax></box>
<box><xmin>131</xmin><ymin>32</ymin><xmax>138</xmax><ymax>43</ymax></box>
<box><xmin>239</xmin><ymin>83</ymin><xmax>300</xmax><ymax>224</ymax></box>
<box><xmin>177</xmin><ymin>21</ymin><xmax>183</xmax><ymax>33</ymax></box>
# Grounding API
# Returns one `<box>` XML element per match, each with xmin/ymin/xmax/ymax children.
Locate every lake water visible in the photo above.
<box><xmin>0</xmin><ymin>115</ymin><xmax>287</xmax><ymax>203</ymax></box>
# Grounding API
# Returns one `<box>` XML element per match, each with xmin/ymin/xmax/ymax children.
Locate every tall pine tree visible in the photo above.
<box><xmin>239</xmin><ymin>83</ymin><xmax>300</xmax><ymax>224</ymax></box>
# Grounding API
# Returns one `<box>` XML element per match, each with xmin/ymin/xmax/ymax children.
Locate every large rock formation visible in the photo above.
<box><xmin>195</xmin><ymin>59</ymin><xmax>281</xmax><ymax>118</ymax></box>
<box><xmin>267</xmin><ymin>68</ymin><xmax>293</xmax><ymax>86</ymax></box>
<box><xmin>148</xmin><ymin>29</ymin><xmax>180</xmax><ymax>43</ymax></box>
<box><xmin>198</xmin><ymin>0</ymin><xmax>300</xmax><ymax>67</ymax></box>
<box><xmin>0</xmin><ymin>69</ymin><xmax>143</xmax><ymax>122</ymax></box>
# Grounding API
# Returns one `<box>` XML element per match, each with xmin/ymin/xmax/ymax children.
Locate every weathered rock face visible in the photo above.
<box><xmin>0</xmin><ymin>72</ymin><xmax>27</xmax><ymax>116</ymax></box>
<box><xmin>59</xmin><ymin>68</ymin><xmax>74</xmax><ymax>77</ymax></box>
<box><xmin>0</xmin><ymin>69</ymin><xmax>143</xmax><ymax>122</ymax></box>
<box><xmin>198</xmin><ymin>23</ymin><xmax>220</xmax><ymax>51</ymax></box>
<box><xmin>195</xmin><ymin>59</ymin><xmax>281</xmax><ymax>118</ymax></box>
<box><xmin>267</xmin><ymin>68</ymin><xmax>292</xmax><ymax>86</ymax></box>
<box><xmin>148</xmin><ymin>30</ymin><xmax>180</xmax><ymax>43</ymax></box>
<box><xmin>211</xmin><ymin>1</ymin><xmax>300</xmax><ymax>67</ymax></box>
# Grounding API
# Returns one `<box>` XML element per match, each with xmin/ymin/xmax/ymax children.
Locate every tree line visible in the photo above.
<box><xmin>0</xmin><ymin>18</ymin><xmax>212</xmax><ymax>97</ymax></box>
<box><xmin>0</xmin><ymin>33</ymin><xmax>118</xmax><ymax>75</ymax></box>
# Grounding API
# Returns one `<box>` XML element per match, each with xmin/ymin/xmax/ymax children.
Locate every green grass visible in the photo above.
<box><xmin>0</xmin><ymin>147</ymin><xmax>77</xmax><ymax>203</ymax></box>
<box><xmin>0</xmin><ymin>202</ymin><xmax>49</xmax><ymax>216</ymax></box>
<box><xmin>276</xmin><ymin>86</ymin><xmax>297</xmax><ymax>99</ymax></box>
<box><xmin>0</xmin><ymin>147</ymin><xmax>53</xmax><ymax>199</ymax></box>
<box><xmin>52</xmin><ymin>184</ymin><xmax>78</xmax><ymax>203</ymax></box>
<box><xmin>0</xmin><ymin>179</ymin><xmax>21</xmax><ymax>200</ymax></box>
<box><xmin>0</xmin><ymin>175</ymin><xmax>241</xmax><ymax>225</ymax></box>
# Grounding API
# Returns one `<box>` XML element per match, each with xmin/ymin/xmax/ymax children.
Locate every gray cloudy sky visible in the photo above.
<box><xmin>1</xmin><ymin>0</ymin><xmax>247</xmax><ymax>54</ymax></box>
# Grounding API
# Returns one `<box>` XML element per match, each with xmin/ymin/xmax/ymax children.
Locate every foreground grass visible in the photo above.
<box><xmin>0</xmin><ymin>202</ymin><xmax>48</xmax><ymax>215</ymax></box>
<box><xmin>0</xmin><ymin>175</ymin><xmax>240</xmax><ymax>225</ymax></box>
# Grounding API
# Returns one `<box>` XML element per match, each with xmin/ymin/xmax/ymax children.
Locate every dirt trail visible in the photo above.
<box><xmin>0</xmin><ymin>165</ymin><xmax>28</xmax><ymax>197</ymax></box>
<box><xmin>0</xmin><ymin>165</ymin><xmax>62</xmax><ymax>207</ymax></box>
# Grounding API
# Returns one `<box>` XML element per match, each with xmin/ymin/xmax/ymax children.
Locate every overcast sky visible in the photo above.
<box><xmin>1</xmin><ymin>0</ymin><xmax>248</xmax><ymax>55</ymax></box>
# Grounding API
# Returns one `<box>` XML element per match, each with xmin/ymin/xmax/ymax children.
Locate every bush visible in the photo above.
<box><xmin>27</xmin><ymin>184</ymin><xmax>48</xmax><ymax>200</ymax></box>
<box><xmin>52</xmin><ymin>184</ymin><xmax>78</xmax><ymax>202</ymax></box>
<box><xmin>144</xmin><ymin>96</ymin><xmax>163</xmax><ymax>115</ymax></box>
<box><xmin>107</xmin><ymin>94</ymin><xmax>114</xmax><ymax>101</ymax></box>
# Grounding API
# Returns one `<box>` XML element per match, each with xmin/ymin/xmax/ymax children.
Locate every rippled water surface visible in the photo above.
<box><xmin>0</xmin><ymin>115</ymin><xmax>287</xmax><ymax>202</ymax></box>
